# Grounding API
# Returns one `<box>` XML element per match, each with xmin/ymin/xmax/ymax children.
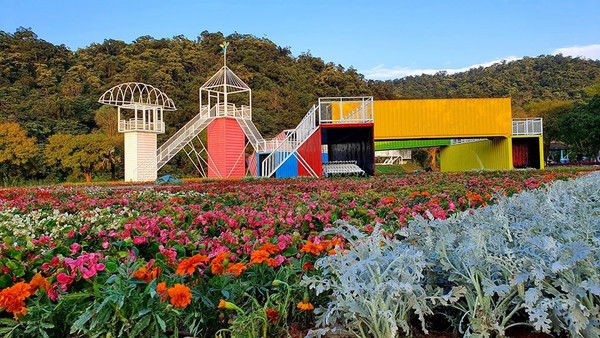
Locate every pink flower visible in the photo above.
<box><xmin>133</xmin><ymin>236</ymin><xmax>147</xmax><ymax>245</ymax></box>
<box><xmin>47</xmin><ymin>283</ymin><xmax>60</xmax><ymax>301</ymax></box>
<box><xmin>67</xmin><ymin>230</ymin><xmax>76</xmax><ymax>239</ymax></box>
<box><xmin>276</xmin><ymin>234</ymin><xmax>291</xmax><ymax>250</ymax></box>
<box><xmin>70</xmin><ymin>243</ymin><xmax>81</xmax><ymax>254</ymax></box>
<box><xmin>102</xmin><ymin>241</ymin><xmax>110</xmax><ymax>249</ymax></box>
<box><xmin>56</xmin><ymin>272</ymin><xmax>74</xmax><ymax>285</ymax></box>
<box><xmin>270</xmin><ymin>255</ymin><xmax>285</xmax><ymax>268</ymax></box>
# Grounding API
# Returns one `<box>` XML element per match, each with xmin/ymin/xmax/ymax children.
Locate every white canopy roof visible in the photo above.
<box><xmin>201</xmin><ymin>66</ymin><xmax>250</xmax><ymax>94</ymax></box>
<box><xmin>98</xmin><ymin>82</ymin><xmax>177</xmax><ymax>111</ymax></box>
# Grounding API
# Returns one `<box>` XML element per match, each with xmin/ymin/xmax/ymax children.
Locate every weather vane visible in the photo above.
<box><xmin>220</xmin><ymin>41</ymin><xmax>230</xmax><ymax>67</ymax></box>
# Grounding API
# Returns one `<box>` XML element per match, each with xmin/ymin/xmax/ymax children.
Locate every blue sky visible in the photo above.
<box><xmin>1</xmin><ymin>0</ymin><xmax>599</xmax><ymax>80</ymax></box>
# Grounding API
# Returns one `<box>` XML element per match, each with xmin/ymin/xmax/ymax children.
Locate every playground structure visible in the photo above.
<box><xmin>98</xmin><ymin>47</ymin><xmax>544</xmax><ymax>182</ymax></box>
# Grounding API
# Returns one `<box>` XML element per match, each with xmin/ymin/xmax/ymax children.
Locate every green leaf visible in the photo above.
<box><xmin>155</xmin><ymin>313</ymin><xmax>166</xmax><ymax>332</ymax></box>
<box><xmin>136</xmin><ymin>308</ymin><xmax>152</xmax><ymax>319</ymax></box>
<box><xmin>130</xmin><ymin>314</ymin><xmax>151</xmax><ymax>337</ymax></box>
<box><xmin>0</xmin><ymin>274</ymin><xmax>12</xmax><ymax>288</ymax></box>
<box><xmin>0</xmin><ymin>318</ymin><xmax>19</xmax><ymax>326</ymax></box>
<box><xmin>70</xmin><ymin>310</ymin><xmax>94</xmax><ymax>333</ymax></box>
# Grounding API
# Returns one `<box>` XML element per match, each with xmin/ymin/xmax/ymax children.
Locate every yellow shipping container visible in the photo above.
<box><xmin>440</xmin><ymin>138</ymin><xmax>513</xmax><ymax>172</ymax></box>
<box><xmin>374</xmin><ymin>98</ymin><xmax>512</xmax><ymax>140</ymax></box>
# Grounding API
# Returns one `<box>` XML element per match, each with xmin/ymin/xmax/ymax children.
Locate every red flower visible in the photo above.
<box><xmin>265</xmin><ymin>308</ymin><xmax>279</xmax><ymax>324</ymax></box>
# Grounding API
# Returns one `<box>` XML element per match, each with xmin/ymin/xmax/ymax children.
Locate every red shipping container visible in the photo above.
<box><xmin>207</xmin><ymin>118</ymin><xmax>246</xmax><ymax>178</ymax></box>
<box><xmin>297</xmin><ymin>127</ymin><xmax>322</xmax><ymax>177</ymax></box>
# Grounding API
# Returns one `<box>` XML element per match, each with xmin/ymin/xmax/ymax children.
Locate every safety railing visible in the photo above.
<box><xmin>201</xmin><ymin>103</ymin><xmax>251</xmax><ymax>120</ymax></box>
<box><xmin>512</xmin><ymin>118</ymin><xmax>543</xmax><ymax>136</ymax></box>
<box><xmin>260</xmin><ymin>105</ymin><xmax>319</xmax><ymax>177</ymax></box>
<box><xmin>318</xmin><ymin>97</ymin><xmax>374</xmax><ymax>124</ymax></box>
<box><xmin>119</xmin><ymin>119</ymin><xmax>165</xmax><ymax>133</ymax></box>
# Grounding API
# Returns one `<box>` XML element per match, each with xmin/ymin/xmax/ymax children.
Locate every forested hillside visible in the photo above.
<box><xmin>386</xmin><ymin>55</ymin><xmax>600</xmax><ymax>115</ymax></box>
<box><xmin>1</xmin><ymin>27</ymin><xmax>599</xmax><ymax>183</ymax></box>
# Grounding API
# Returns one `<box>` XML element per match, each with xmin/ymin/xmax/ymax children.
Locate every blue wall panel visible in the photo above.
<box><xmin>276</xmin><ymin>154</ymin><xmax>298</xmax><ymax>178</ymax></box>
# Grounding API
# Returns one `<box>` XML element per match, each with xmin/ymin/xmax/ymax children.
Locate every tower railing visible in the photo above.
<box><xmin>201</xmin><ymin>103</ymin><xmax>251</xmax><ymax>120</ymax></box>
<box><xmin>512</xmin><ymin>118</ymin><xmax>543</xmax><ymax>136</ymax></box>
<box><xmin>260</xmin><ymin>105</ymin><xmax>319</xmax><ymax>177</ymax></box>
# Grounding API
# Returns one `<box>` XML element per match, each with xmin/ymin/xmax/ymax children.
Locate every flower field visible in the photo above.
<box><xmin>0</xmin><ymin>169</ymin><xmax>594</xmax><ymax>337</ymax></box>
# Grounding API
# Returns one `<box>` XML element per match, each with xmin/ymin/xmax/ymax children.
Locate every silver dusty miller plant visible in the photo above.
<box><xmin>406</xmin><ymin>171</ymin><xmax>599</xmax><ymax>338</ymax></box>
<box><xmin>301</xmin><ymin>221</ymin><xmax>463</xmax><ymax>338</ymax></box>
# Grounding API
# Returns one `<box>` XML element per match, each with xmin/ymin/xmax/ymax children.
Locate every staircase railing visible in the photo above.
<box><xmin>156</xmin><ymin>105</ymin><xmax>216</xmax><ymax>170</ymax></box>
<box><xmin>236</xmin><ymin>118</ymin><xmax>265</xmax><ymax>152</ymax></box>
<box><xmin>260</xmin><ymin>105</ymin><xmax>319</xmax><ymax>177</ymax></box>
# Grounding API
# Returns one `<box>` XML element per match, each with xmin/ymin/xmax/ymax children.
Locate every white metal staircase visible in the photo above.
<box><xmin>260</xmin><ymin>105</ymin><xmax>320</xmax><ymax>178</ymax></box>
<box><xmin>236</xmin><ymin>117</ymin><xmax>265</xmax><ymax>152</ymax></box>
<box><xmin>156</xmin><ymin>106</ymin><xmax>215</xmax><ymax>170</ymax></box>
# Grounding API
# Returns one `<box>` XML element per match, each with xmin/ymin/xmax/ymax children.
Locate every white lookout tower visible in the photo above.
<box><xmin>98</xmin><ymin>82</ymin><xmax>176</xmax><ymax>181</ymax></box>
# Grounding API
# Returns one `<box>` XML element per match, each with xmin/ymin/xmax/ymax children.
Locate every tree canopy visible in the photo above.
<box><xmin>1</xmin><ymin>28</ymin><xmax>599</xmax><ymax>183</ymax></box>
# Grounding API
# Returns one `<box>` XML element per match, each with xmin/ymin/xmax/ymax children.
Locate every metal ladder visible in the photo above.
<box><xmin>260</xmin><ymin>105</ymin><xmax>320</xmax><ymax>178</ymax></box>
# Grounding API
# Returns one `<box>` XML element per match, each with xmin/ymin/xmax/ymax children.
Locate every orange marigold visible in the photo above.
<box><xmin>167</xmin><ymin>283</ymin><xmax>192</xmax><ymax>309</ymax></box>
<box><xmin>300</xmin><ymin>240</ymin><xmax>326</xmax><ymax>255</ymax></box>
<box><xmin>259</xmin><ymin>243</ymin><xmax>280</xmax><ymax>255</ymax></box>
<box><xmin>210</xmin><ymin>252</ymin><xmax>230</xmax><ymax>275</ymax></box>
<box><xmin>157</xmin><ymin>282</ymin><xmax>167</xmax><ymax>301</ymax></box>
<box><xmin>225</xmin><ymin>262</ymin><xmax>247</xmax><ymax>276</ymax></box>
<box><xmin>296</xmin><ymin>301</ymin><xmax>314</xmax><ymax>311</ymax></box>
<box><xmin>0</xmin><ymin>282</ymin><xmax>33</xmax><ymax>319</ymax></box>
<box><xmin>29</xmin><ymin>273</ymin><xmax>49</xmax><ymax>292</ymax></box>
<box><xmin>176</xmin><ymin>254</ymin><xmax>209</xmax><ymax>276</ymax></box>
<box><xmin>250</xmin><ymin>249</ymin><xmax>271</xmax><ymax>264</ymax></box>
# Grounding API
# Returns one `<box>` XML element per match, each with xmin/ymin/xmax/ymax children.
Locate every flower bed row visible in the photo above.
<box><xmin>0</xmin><ymin>169</ymin><xmax>592</xmax><ymax>337</ymax></box>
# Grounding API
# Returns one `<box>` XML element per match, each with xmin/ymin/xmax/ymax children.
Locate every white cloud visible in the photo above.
<box><xmin>552</xmin><ymin>44</ymin><xmax>600</xmax><ymax>60</ymax></box>
<box><xmin>362</xmin><ymin>56</ymin><xmax>520</xmax><ymax>80</ymax></box>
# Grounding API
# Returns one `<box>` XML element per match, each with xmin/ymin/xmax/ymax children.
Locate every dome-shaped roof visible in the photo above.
<box><xmin>98</xmin><ymin>82</ymin><xmax>177</xmax><ymax>111</ymax></box>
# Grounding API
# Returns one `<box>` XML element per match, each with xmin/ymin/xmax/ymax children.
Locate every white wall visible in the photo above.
<box><xmin>124</xmin><ymin>132</ymin><xmax>158</xmax><ymax>182</ymax></box>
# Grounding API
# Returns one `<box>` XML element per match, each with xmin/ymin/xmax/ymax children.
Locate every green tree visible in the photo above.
<box><xmin>524</xmin><ymin>100</ymin><xmax>574</xmax><ymax>156</ymax></box>
<box><xmin>559</xmin><ymin>95</ymin><xmax>600</xmax><ymax>160</ymax></box>
<box><xmin>0</xmin><ymin>122</ymin><xmax>38</xmax><ymax>185</ymax></box>
<box><xmin>45</xmin><ymin>132</ymin><xmax>115</xmax><ymax>182</ymax></box>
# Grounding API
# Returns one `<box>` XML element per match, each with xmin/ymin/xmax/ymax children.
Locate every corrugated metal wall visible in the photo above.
<box><xmin>512</xmin><ymin>136</ymin><xmax>544</xmax><ymax>169</ymax></box>
<box><xmin>276</xmin><ymin>155</ymin><xmax>299</xmax><ymax>178</ymax></box>
<box><xmin>297</xmin><ymin>128</ymin><xmax>323</xmax><ymax>176</ymax></box>
<box><xmin>124</xmin><ymin>132</ymin><xmax>157</xmax><ymax>182</ymax></box>
<box><xmin>207</xmin><ymin>118</ymin><xmax>245</xmax><ymax>178</ymax></box>
<box><xmin>374</xmin><ymin>98</ymin><xmax>512</xmax><ymax>140</ymax></box>
<box><xmin>440</xmin><ymin>138</ymin><xmax>512</xmax><ymax>172</ymax></box>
